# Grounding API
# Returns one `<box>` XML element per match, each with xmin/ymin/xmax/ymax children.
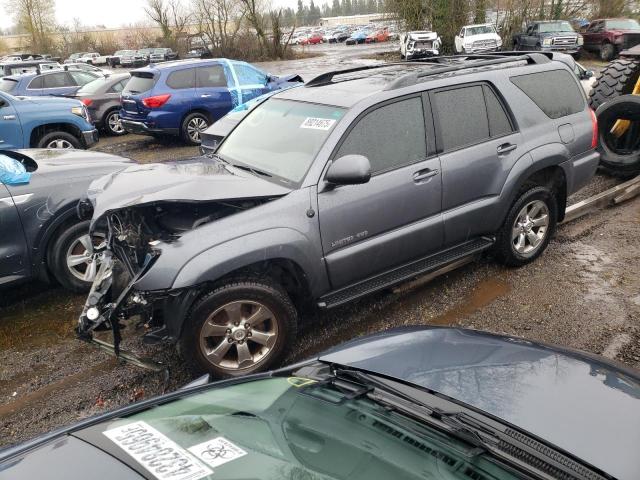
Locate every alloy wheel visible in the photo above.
<box><xmin>511</xmin><ymin>200</ymin><xmax>549</xmax><ymax>255</ymax></box>
<box><xmin>65</xmin><ymin>233</ymin><xmax>106</xmax><ymax>282</ymax></box>
<box><xmin>199</xmin><ymin>300</ymin><xmax>278</xmax><ymax>371</ymax></box>
<box><xmin>46</xmin><ymin>139</ymin><xmax>74</xmax><ymax>149</ymax></box>
<box><xmin>187</xmin><ymin>117</ymin><xmax>208</xmax><ymax>143</ymax></box>
<box><xmin>107</xmin><ymin>112</ymin><xmax>125</xmax><ymax>134</ymax></box>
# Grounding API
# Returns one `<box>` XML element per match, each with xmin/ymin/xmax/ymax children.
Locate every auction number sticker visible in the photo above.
<box><xmin>103</xmin><ymin>421</ymin><xmax>212</xmax><ymax>480</ymax></box>
<box><xmin>300</xmin><ymin>117</ymin><xmax>336</xmax><ymax>130</ymax></box>
<box><xmin>188</xmin><ymin>437</ymin><xmax>247</xmax><ymax>469</ymax></box>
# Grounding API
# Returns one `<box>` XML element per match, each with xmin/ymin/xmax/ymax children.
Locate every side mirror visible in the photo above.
<box><xmin>325</xmin><ymin>154</ymin><xmax>371</xmax><ymax>185</ymax></box>
<box><xmin>584</xmin><ymin>70</ymin><xmax>594</xmax><ymax>79</ymax></box>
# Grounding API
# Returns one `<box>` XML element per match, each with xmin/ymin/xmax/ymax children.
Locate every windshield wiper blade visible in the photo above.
<box><xmin>231</xmin><ymin>163</ymin><xmax>272</xmax><ymax>178</ymax></box>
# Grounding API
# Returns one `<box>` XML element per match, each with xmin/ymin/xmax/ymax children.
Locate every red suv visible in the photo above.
<box><xmin>582</xmin><ymin>18</ymin><xmax>640</xmax><ymax>60</ymax></box>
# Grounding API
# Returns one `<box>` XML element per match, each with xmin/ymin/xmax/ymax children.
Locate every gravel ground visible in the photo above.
<box><xmin>1</xmin><ymin>43</ymin><xmax>638</xmax><ymax>449</ymax></box>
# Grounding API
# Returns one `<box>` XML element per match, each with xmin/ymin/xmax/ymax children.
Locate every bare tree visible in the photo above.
<box><xmin>145</xmin><ymin>0</ymin><xmax>173</xmax><ymax>42</ymax></box>
<box><xmin>192</xmin><ymin>0</ymin><xmax>244</xmax><ymax>52</ymax></box>
<box><xmin>6</xmin><ymin>0</ymin><xmax>56</xmax><ymax>52</ymax></box>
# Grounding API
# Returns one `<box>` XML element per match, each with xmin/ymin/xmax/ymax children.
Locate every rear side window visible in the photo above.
<box><xmin>511</xmin><ymin>70</ymin><xmax>584</xmax><ymax>119</ymax></box>
<box><xmin>432</xmin><ymin>85</ymin><xmax>489</xmax><ymax>151</ymax></box>
<box><xmin>483</xmin><ymin>86</ymin><xmax>513</xmax><ymax>137</ymax></box>
<box><xmin>0</xmin><ymin>79</ymin><xmax>17</xmax><ymax>93</ymax></box>
<box><xmin>196</xmin><ymin>65</ymin><xmax>227</xmax><ymax>88</ymax></box>
<box><xmin>27</xmin><ymin>76</ymin><xmax>44</xmax><ymax>89</ymax></box>
<box><xmin>124</xmin><ymin>73</ymin><xmax>156</xmax><ymax>94</ymax></box>
<box><xmin>166</xmin><ymin>68</ymin><xmax>196</xmax><ymax>89</ymax></box>
<box><xmin>43</xmin><ymin>72</ymin><xmax>71</xmax><ymax>88</ymax></box>
<box><xmin>335</xmin><ymin>96</ymin><xmax>426</xmax><ymax>174</ymax></box>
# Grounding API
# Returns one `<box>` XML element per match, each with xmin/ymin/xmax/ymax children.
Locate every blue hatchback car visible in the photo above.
<box><xmin>119</xmin><ymin>58</ymin><xmax>303</xmax><ymax>145</ymax></box>
<box><xmin>0</xmin><ymin>69</ymin><xmax>102</xmax><ymax>97</ymax></box>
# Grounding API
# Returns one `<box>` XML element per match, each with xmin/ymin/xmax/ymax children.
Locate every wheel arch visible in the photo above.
<box><xmin>29</xmin><ymin>123</ymin><xmax>83</xmax><ymax>147</ymax></box>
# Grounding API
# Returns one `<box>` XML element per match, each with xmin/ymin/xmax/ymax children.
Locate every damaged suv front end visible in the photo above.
<box><xmin>76</xmin><ymin>158</ymin><xmax>291</xmax><ymax>354</ymax></box>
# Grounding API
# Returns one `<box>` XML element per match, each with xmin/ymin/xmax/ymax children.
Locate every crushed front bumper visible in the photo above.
<box><xmin>406</xmin><ymin>49</ymin><xmax>439</xmax><ymax>60</ymax></box>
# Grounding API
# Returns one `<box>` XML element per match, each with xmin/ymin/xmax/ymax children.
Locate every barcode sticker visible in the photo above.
<box><xmin>300</xmin><ymin>117</ymin><xmax>336</xmax><ymax>130</ymax></box>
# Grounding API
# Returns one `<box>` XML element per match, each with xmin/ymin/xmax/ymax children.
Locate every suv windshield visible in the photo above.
<box><xmin>93</xmin><ymin>377</ymin><xmax>521</xmax><ymax>480</ymax></box>
<box><xmin>467</xmin><ymin>25</ymin><xmax>496</xmax><ymax>35</ymax></box>
<box><xmin>217</xmin><ymin>99</ymin><xmax>345</xmax><ymax>184</ymax></box>
<box><xmin>607</xmin><ymin>19</ymin><xmax>640</xmax><ymax>30</ymax></box>
<box><xmin>539</xmin><ymin>21</ymin><xmax>574</xmax><ymax>32</ymax></box>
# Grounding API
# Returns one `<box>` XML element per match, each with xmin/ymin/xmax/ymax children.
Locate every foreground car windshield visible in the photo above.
<box><xmin>217</xmin><ymin>99</ymin><xmax>345</xmax><ymax>184</ymax></box>
<box><xmin>92</xmin><ymin>377</ymin><xmax>520</xmax><ymax>480</ymax></box>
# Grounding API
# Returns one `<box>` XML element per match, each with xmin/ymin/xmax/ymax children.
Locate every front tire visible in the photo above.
<box><xmin>36</xmin><ymin>131</ymin><xmax>81</xmax><ymax>149</ymax></box>
<box><xmin>181</xmin><ymin>112</ymin><xmax>210</xmax><ymax>146</ymax></box>
<box><xmin>495</xmin><ymin>186</ymin><xmax>557</xmax><ymax>267</ymax></box>
<box><xmin>180</xmin><ymin>280</ymin><xmax>298</xmax><ymax>378</ymax></box>
<box><xmin>49</xmin><ymin>220</ymin><xmax>105</xmax><ymax>292</ymax></box>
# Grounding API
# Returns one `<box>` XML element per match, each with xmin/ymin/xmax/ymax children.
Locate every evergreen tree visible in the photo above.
<box><xmin>332</xmin><ymin>0</ymin><xmax>341</xmax><ymax>16</ymax></box>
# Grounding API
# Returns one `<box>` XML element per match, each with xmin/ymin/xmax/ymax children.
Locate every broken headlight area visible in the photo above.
<box><xmin>77</xmin><ymin>199</ymin><xmax>265</xmax><ymax>355</ymax></box>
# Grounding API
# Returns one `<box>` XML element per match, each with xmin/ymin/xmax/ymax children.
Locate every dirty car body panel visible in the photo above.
<box><xmin>78</xmin><ymin>54</ymin><xmax>600</xmax><ymax>375</ymax></box>
<box><xmin>1</xmin><ymin>327</ymin><xmax>637</xmax><ymax>480</ymax></box>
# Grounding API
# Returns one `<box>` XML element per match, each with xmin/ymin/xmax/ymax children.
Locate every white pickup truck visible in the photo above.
<box><xmin>400</xmin><ymin>31</ymin><xmax>442</xmax><ymax>60</ymax></box>
<box><xmin>77</xmin><ymin>52</ymin><xmax>110</xmax><ymax>66</ymax></box>
<box><xmin>454</xmin><ymin>24</ymin><xmax>503</xmax><ymax>54</ymax></box>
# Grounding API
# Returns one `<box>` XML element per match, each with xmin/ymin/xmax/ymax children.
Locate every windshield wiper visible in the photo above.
<box><xmin>231</xmin><ymin>163</ymin><xmax>272</xmax><ymax>178</ymax></box>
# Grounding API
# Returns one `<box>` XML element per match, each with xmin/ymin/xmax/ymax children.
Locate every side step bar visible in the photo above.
<box><xmin>318</xmin><ymin>237</ymin><xmax>495</xmax><ymax>309</ymax></box>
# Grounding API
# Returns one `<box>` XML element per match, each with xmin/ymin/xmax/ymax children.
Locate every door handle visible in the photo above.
<box><xmin>413</xmin><ymin>169</ymin><xmax>439</xmax><ymax>182</ymax></box>
<box><xmin>497</xmin><ymin>143</ymin><xmax>517</xmax><ymax>155</ymax></box>
<box><xmin>200</xmin><ymin>94</ymin><xmax>211</xmax><ymax>98</ymax></box>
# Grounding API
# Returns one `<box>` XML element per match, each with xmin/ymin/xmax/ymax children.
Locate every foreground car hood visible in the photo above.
<box><xmin>87</xmin><ymin>157</ymin><xmax>292</xmax><ymax>221</ymax></box>
<box><xmin>15</xmin><ymin>149</ymin><xmax>133</xmax><ymax>175</ymax></box>
<box><xmin>320</xmin><ymin>327</ymin><xmax>640</xmax><ymax>480</ymax></box>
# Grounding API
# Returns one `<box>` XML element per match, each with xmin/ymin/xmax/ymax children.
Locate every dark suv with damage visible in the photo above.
<box><xmin>78</xmin><ymin>53</ymin><xmax>599</xmax><ymax>378</ymax></box>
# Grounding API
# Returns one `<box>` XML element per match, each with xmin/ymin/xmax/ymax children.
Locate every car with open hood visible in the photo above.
<box><xmin>1</xmin><ymin>326</ymin><xmax>638</xmax><ymax>480</ymax></box>
<box><xmin>77</xmin><ymin>53</ymin><xmax>599</xmax><ymax>379</ymax></box>
<box><xmin>0</xmin><ymin>149</ymin><xmax>133</xmax><ymax>291</ymax></box>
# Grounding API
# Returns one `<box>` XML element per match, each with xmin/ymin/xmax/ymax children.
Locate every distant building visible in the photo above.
<box><xmin>319</xmin><ymin>13</ymin><xmax>389</xmax><ymax>27</ymax></box>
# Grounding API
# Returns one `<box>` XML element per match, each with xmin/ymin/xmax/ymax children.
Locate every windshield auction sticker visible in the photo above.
<box><xmin>300</xmin><ymin>117</ymin><xmax>336</xmax><ymax>130</ymax></box>
<box><xmin>188</xmin><ymin>437</ymin><xmax>247</xmax><ymax>469</ymax></box>
<box><xmin>103</xmin><ymin>421</ymin><xmax>212</xmax><ymax>480</ymax></box>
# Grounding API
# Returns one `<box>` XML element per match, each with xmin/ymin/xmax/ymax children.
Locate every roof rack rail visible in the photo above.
<box><xmin>305</xmin><ymin>64</ymin><xmax>406</xmax><ymax>87</ymax></box>
<box><xmin>386</xmin><ymin>53</ymin><xmax>550</xmax><ymax>90</ymax></box>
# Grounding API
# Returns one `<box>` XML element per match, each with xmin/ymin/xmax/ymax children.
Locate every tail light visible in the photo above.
<box><xmin>81</xmin><ymin>98</ymin><xmax>93</xmax><ymax>107</ymax></box>
<box><xmin>142</xmin><ymin>94</ymin><xmax>171</xmax><ymax>109</ymax></box>
<box><xmin>589</xmin><ymin>108</ymin><xmax>598</xmax><ymax>149</ymax></box>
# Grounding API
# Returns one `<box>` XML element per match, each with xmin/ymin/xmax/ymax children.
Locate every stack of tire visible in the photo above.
<box><xmin>588</xmin><ymin>45</ymin><xmax>640</xmax><ymax>177</ymax></box>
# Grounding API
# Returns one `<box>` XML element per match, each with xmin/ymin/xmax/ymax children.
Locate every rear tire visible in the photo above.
<box><xmin>494</xmin><ymin>186</ymin><xmax>557</xmax><ymax>267</ymax></box>
<box><xmin>36</xmin><ymin>131</ymin><xmax>81</xmax><ymax>149</ymax></box>
<box><xmin>600</xmin><ymin>43</ymin><xmax>615</xmax><ymax>62</ymax></box>
<box><xmin>181</xmin><ymin>112</ymin><xmax>210</xmax><ymax>146</ymax></box>
<box><xmin>589</xmin><ymin>57</ymin><xmax>640</xmax><ymax>110</ymax></box>
<box><xmin>104</xmin><ymin>109</ymin><xmax>126</xmax><ymax>136</ymax></box>
<box><xmin>180</xmin><ymin>280</ymin><xmax>298</xmax><ymax>378</ymax></box>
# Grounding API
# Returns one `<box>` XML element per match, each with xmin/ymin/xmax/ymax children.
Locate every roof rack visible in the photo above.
<box><xmin>304</xmin><ymin>53</ymin><xmax>551</xmax><ymax>89</ymax></box>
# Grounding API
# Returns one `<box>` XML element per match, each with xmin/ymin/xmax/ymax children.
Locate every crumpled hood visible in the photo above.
<box><xmin>14</xmin><ymin>95</ymin><xmax>81</xmax><ymax>107</ymax></box>
<box><xmin>320</xmin><ymin>327</ymin><xmax>640</xmax><ymax>480</ymax></box>
<box><xmin>407</xmin><ymin>31</ymin><xmax>439</xmax><ymax>41</ymax></box>
<box><xmin>87</xmin><ymin>157</ymin><xmax>292</xmax><ymax>222</ymax></box>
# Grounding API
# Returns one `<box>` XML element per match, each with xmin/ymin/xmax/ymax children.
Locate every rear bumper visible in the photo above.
<box><xmin>121</xmin><ymin>119</ymin><xmax>179</xmax><ymax>137</ymax></box>
<box><xmin>567</xmin><ymin>149</ymin><xmax>600</xmax><ymax>195</ymax></box>
<box><xmin>82</xmin><ymin>129</ymin><xmax>99</xmax><ymax>147</ymax></box>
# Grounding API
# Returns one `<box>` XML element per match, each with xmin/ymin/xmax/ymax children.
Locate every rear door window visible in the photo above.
<box><xmin>483</xmin><ymin>86</ymin><xmax>513</xmax><ymax>137</ymax></box>
<box><xmin>27</xmin><ymin>76</ymin><xmax>44</xmax><ymax>89</ymax></box>
<box><xmin>511</xmin><ymin>70</ymin><xmax>585</xmax><ymax>119</ymax></box>
<box><xmin>43</xmin><ymin>72</ymin><xmax>71</xmax><ymax>88</ymax></box>
<box><xmin>166</xmin><ymin>68</ymin><xmax>196</xmax><ymax>89</ymax></box>
<box><xmin>196</xmin><ymin>65</ymin><xmax>227</xmax><ymax>88</ymax></box>
<box><xmin>335</xmin><ymin>96</ymin><xmax>427</xmax><ymax>174</ymax></box>
<box><xmin>124</xmin><ymin>73</ymin><xmax>156</xmax><ymax>94</ymax></box>
<box><xmin>432</xmin><ymin>85</ymin><xmax>489</xmax><ymax>151</ymax></box>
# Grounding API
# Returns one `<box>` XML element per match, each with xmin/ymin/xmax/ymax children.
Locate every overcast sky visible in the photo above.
<box><xmin>1</xmin><ymin>0</ymin><xmax>316</xmax><ymax>30</ymax></box>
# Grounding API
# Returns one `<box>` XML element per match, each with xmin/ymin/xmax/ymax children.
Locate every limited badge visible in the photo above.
<box><xmin>103</xmin><ymin>421</ymin><xmax>212</xmax><ymax>480</ymax></box>
<box><xmin>300</xmin><ymin>117</ymin><xmax>336</xmax><ymax>130</ymax></box>
<box><xmin>189</xmin><ymin>437</ymin><xmax>248</xmax><ymax>469</ymax></box>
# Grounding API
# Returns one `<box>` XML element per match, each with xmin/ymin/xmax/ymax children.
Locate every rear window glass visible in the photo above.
<box><xmin>43</xmin><ymin>72</ymin><xmax>70</xmax><ymax>88</ymax></box>
<box><xmin>78</xmin><ymin>77</ymin><xmax>109</xmax><ymax>94</ymax></box>
<box><xmin>0</xmin><ymin>79</ymin><xmax>17</xmax><ymax>93</ymax></box>
<box><xmin>166</xmin><ymin>68</ymin><xmax>196</xmax><ymax>89</ymax></box>
<box><xmin>124</xmin><ymin>73</ymin><xmax>156</xmax><ymax>94</ymax></box>
<box><xmin>511</xmin><ymin>70</ymin><xmax>584</xmax><ymax>119</ymax></box>
<box><xmin>433</xmin><ymin>85</ymin><xmax>489</xmax><ymax>151</ymax></box>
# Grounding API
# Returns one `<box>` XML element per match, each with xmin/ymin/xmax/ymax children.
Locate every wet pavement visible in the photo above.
<box><xmin>1</xmin><ymin>43</ymin><xmax>638</xmax><ymax>448</ymax></box>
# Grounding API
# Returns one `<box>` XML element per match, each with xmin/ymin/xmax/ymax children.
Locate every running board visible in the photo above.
<box><xmin>318</xmin><ymin>237</ymin><xmax>494</xmax><ymax>309</ymax></box>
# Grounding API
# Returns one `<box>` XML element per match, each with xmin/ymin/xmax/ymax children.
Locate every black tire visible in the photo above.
<box><xmin>180</xmin><ymin>112</ymin><xmax>210</xmax><ymax>146</ymax></box>
<box><xmin>494</xmin><ymin>186</ymin><xmax>558</xmax><ymax>267</ymax></box>
<box><xmin>600</xmin><ymin>43</ymin><xmax>615</xmax><ymax>62</ymax></box>
<box><xmin>589</xmin><ymin>57</ymin><xmax>640</xmax><ymax>110</ymax></box>
<box><xmin>595</xmin><ymin>94</ymin><xmax>640</xmax><ymax>177</ymax></box>
<box><xmin>49</xmin><ymin>220</ymin><xmax>99</xmax><ymax>293</ymax></box>
<box><xmin>513</xmin><ymin>42</ymin><xmax>520</xmax><ymax>51</ymax></box>
<box><xmin>180</xmin><ymin>280</ymin><xmax>298</xmax><ymax>378</ymax></box>
<box><xmin>103</xmin><ymin>109</ymin><xmax>127</xmax><ymax>136</ymax></box>
<box><xmin>35</xmin><ymin>131</ymin><xmax>81</xmax><ymax>149</ymax></box>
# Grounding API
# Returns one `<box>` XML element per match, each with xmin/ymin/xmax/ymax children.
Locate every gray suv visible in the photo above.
<box><xmin>78</xmin><ymin>53</ymin><xmax>599</xmax><ymax>378</ymax></box>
